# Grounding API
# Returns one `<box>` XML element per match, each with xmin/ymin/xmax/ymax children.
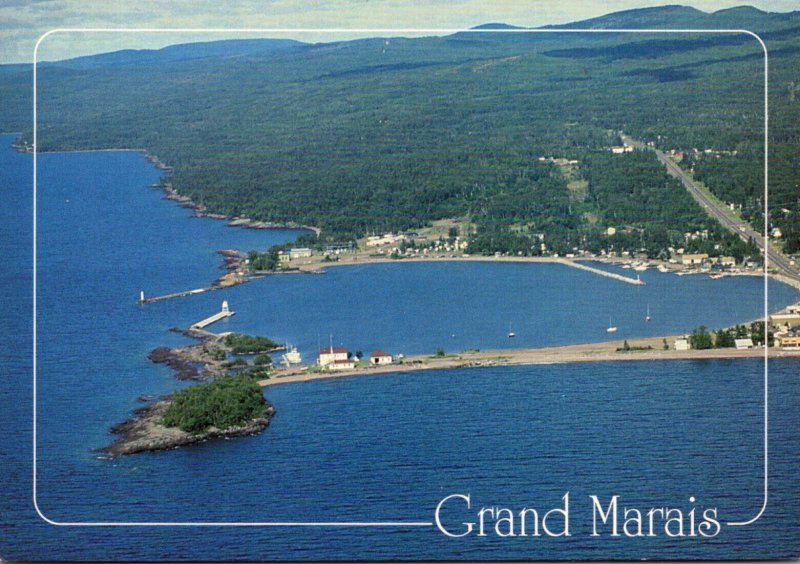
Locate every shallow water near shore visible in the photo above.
<box><xmin>2</xmin><ymin>134</ymin><xmax>800</xmax><ymax>560</ymax></box>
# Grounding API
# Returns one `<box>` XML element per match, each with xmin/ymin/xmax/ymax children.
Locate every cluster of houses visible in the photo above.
<box><xmin>675</xmin><ymin>253</ymin><xmax>737</xmax><ymax>267</ymax></box>
<box><xmin>317</xmin><ymin>346</ymin><xmax>394</xmax><ymax>371</ymax></box>
<box><xmin>673</xmin><ymin>303</ymin><xmax>800</xmax><ymax>351</ymax></box>
<box><xmin>771</xmin><ymin>304</ymin><xmax>800</xmax><ymax>349</ymax></box>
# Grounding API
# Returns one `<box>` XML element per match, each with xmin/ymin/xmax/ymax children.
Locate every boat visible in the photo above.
<box><xmin>657</xmin><ymin>264</ymin><xmax>669</xmax><ymax>273</ymax></box>
<box><xmin>709</xmin><ymin>274</ymin><xmax>724</xmax><ymax>280</ymax></box>
<box><xmin>507</xmin><ymin>322</ymin><xmax>516</xmax><ymax>338</ymax></box>
<box><xmin>606</xmin><ymin>317</ymin><xmax>618</xmax><ymax>333</ymax></box>
<box><xmin>633</xmin><ymin>264</ymin><xmax>648</xmax><ymax>271</ymax></box>
<box><xmin>645</xmin><ymin>304</ymin><xmax>651</xmax><ymax>322</ymax></box>
<box><xmin>281</xmin><ymin>345</ymin><xmax>302</xmax><ymax>367</ymax></box>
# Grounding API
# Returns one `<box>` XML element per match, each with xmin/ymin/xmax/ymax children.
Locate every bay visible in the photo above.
<box><xmin>2</xmin><ymin>134</ymin><xmax>799</xmax><ymax>560</ymax></box>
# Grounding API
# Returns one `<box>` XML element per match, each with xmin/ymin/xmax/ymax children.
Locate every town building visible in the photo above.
<box><xmin>776</xmin><ymin>331</ymin><xmax>800</xmax><ymax>349</ymax></box>
<box><xmin>679</xmin><ymin>253</ymin><xmax>709</xmax><ymax>266</ymax></box>
<box><xmin>674</xmin><ymin>339</ymin><xmax>691</xmax><ymax>351</ymax></box>
<box><xmin>330</xmin><ymin>358</ymin><xmax>356</xmax><ymax>370</ymax></box>
<box><xmin>318</xmin><ymin>347</ymin><xmax>349</xmax><ymax>366</ymax></box>
<box><xmin>769</xmin><ymin>313</ymin><xmax>800</xmax><ymax>332</ymax></box>
<box><xmin>734</xmin><ymin>338</ymin><xmax>754</xmax><ymax>350</ymax></box>
<box><xmin>278</xmin><ymin>252</ymin><xmax>291</xmax><ymax>263</ymax></box>
<box><xmin>289</xmin><ymin>247</ymin><xmax>313</xmax><ymax>260</ymax></box>
<box><xmin>370</xmin><ymin>350</ymin><xmax>393</xmax><ymax>365</ymax></box>
<box><xmin>365</xmin><ymin>233</ymin><xmax>407</xmax><ymax>247</ymax></box>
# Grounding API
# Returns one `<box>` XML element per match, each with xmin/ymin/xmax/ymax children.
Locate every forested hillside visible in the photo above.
<box><xmin>1</xmin><ymin>5</ymin><xmax>798</xmax><ymax>256</ymax></box>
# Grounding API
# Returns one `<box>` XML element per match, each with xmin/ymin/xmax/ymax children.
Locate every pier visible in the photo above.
<box><xmin>139</xmin><ymin>287</ymin><xmax>209</xmax><ymax>304</ymax></box>
<box><xmin>191</xmin><ymin>300</ymin><xmax>235</xmax><ymax>329</ymax></box>
<box><xmin>558</xmin><ymin>259</ymin><xmax>645</xmax><ymax>285</ymax></box>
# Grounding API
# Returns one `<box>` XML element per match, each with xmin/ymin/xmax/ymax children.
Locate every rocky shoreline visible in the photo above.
<box><xmin>99</xmin><ymin>400</ymin><xmax>275</xmax><ymax>456</ymax></box>
<box><xmin>157</xmin><ymin>180</ymin><xmax>321</xmax><ymax>235</ymax></box>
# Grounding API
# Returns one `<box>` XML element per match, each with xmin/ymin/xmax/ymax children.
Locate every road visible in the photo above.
<box><xmin>623</xmin><ymin>136</ymin><xmax>800</xmax><ymax>285</ymax></box>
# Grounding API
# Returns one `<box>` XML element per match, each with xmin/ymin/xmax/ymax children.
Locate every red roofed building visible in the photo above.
<box><xmin>318</xmin><ymin>347</ymin><xmax>349</xmax><ymax>367</ymax></box>
<box><xmin>370</xmin><ymin>350</ymin><xmax>393</xmax><ymax>365</ymax></box>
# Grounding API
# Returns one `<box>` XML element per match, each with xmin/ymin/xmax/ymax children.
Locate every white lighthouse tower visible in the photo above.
<box><xmin>221</xmin><ymin>299</ymin><xmax>230</xmax><ymax>314</ymax></box>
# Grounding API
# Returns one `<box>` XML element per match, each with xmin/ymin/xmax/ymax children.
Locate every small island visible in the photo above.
<box><xmin>103</xmin><ymin>328</ymin><xmax>283</xmax><ymax>456</ymax></box>
<box><xmin>101</xmin><ymin>375</ymin><xmax>274</xmax><ymax>456</ymax></box>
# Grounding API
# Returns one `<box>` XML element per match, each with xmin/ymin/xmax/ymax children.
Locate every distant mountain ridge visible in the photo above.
<box><xmin>19</xmin><ymin>4</ymin><xmax>800</xmax><ymax>70</ymax></box>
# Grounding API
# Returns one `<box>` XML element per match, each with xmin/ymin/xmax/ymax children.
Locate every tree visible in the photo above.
<box><xmin>254</xmin><ymin>353</ymin><xmax>272</xmax><ymax>366</ymax></box>
<box><xmin>714</xmin><ymin>329</ymin><xmax>735</xmax><ymax>348</ymax></box>
<box><xmin>688</xmin><ymin>326</ymin><xmax>713</xmax><ymax>350</ymax></box>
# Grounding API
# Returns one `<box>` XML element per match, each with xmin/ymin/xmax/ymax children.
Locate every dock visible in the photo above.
<box><xmin>558</xmin><ymin>259</ymin><xmax>645</xmax><ymax>285</ymax></box>
<box><xmin>139</xmin><ymin>287</ymin><xmax>209</xmax><ymax>304</ymax></box>
<box><xmin>190</xmin><ymin>300</ymin><xmax>235</xmax><ymax>329</ymax></box>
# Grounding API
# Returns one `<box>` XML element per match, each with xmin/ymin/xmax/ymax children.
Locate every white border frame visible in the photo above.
<box><xmin>32</xmin><ymin>27</ymin><xmax>770</xmax><ymax>528</ymax></box>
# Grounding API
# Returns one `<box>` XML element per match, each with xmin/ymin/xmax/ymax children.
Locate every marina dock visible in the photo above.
<box><xmin>558</xmin><ymin>259</ymin><xmax>645</xmax><ymax>285</ymax></box>
<box><xmin>190</xmin><ymin>300</ymin><xmax>235</xmax><ymax>329</ymax></box>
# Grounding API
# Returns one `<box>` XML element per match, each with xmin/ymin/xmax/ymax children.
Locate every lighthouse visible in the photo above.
<box><xmin>221</xmin><ymin>299</ymin><xmax>230</xmax><ymax>314</ymax></box>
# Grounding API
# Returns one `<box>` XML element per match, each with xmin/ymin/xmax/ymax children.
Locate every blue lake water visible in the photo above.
<box><xmin>2</xmin><ymin>133</ymin><xmax>800</xmax><ymax>559</ymax></box>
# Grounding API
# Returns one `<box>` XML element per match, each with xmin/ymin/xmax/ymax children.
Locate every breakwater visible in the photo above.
<box><xmin>557</xmin><ymin>259</ymin><xmax>645</xmax><ymax>285</ymax></box>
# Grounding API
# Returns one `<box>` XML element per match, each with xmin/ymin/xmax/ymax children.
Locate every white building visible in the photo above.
<box><xmin>370</xmin><ymin>350</ymin><xmax>393</xmax><ymax>365</ymax></box>
<box><xmin>330</xmin><ymin>358</ymin><xmax>356</xmax><ymax>370</ymax></box>
<box><xmin>289</xmin><ymin>247</ymin><xmax>313</xmax><ymax>260</ymax></box>
<box><xmin>675</xmin><ymin>339</ymin><xmax>691</xmax><ymax>351</ymax></box>
<box><xmin>318</xmin><ymin>347</ymin><xmax>349</xmax><ymax>367</ymax></box>
<box><xmin>734</xmin><ymin>338</ymin><xmax>754</xmax><ymax>350</ymax></box>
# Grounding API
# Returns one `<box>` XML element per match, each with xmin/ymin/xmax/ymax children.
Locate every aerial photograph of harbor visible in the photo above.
<box><xmin>2</xmin><ymin>0</ymin><xmax>800</xmax><ymax>560</ymax></box>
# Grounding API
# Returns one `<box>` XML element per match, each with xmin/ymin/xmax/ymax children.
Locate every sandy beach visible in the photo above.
<box><xmin>259</xmin><ymin>336</ymin><xmax>800</xmax><ymax>388</ymax></box>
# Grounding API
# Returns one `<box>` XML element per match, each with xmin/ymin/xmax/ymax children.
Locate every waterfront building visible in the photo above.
<box><xmin>330</xmin><ymin>358</ymin><xmax>356</xmax><ymax>370</ymax></box>
<box><xmin>679</xmin><ymin>253</ymin><xmax>709</xmax><ymax>266</ymax></box>
<box><xmin>770</xmin><ymin>312</ymin><xmax>800</xmax><ymax>332</ymax></box>
<box><xmin>734</xmin><ymin>338</ymin><xmax>754</xmax><ymax>350</ymax></box>
<box><xmin>370</xmin><ymin>351</ymin><xmax>393</xmax><ymax>365</ymax></box>
<box><xmin>318</xmin><ymin>347</ymin><xmax>349</xmax><ymax>366</ymax></box>
<box><xmin>289</xmin><ymin>247</ymin><xmax>313</xmax><ymax>260</ymax></box>
<box><xmin>674</xmin><ymin>339</ymin><xmax>690</xmax><ymax>351</ymax></box>
<box><xmin>775</xmin><ymin>331</ymin><xmax>800</xmax><ymax>349</ymax></box>
<box><xmin>278</xmin><ymin>252</ymin><xmax>291</xmax><ymax>263</ymax></box>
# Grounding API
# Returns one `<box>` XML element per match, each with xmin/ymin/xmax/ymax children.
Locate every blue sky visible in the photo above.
<box><xmin>2</xmin><ymin>0</ymin><xmax>798</xmax><ymax>64</ymax></box>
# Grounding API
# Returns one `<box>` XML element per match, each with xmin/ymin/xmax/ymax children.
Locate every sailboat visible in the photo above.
<box><xmin>507</xmin><ymin>322</ymin><xmax>516</xmax><ymax>338</ymax></box>
<box><xmin>606</xmin><ymin>317</ymin><xmax>618</xmax><ymax>333</ymax></box>
<box><xmin>645</xmin><ymin>304</ymin><xmax>652</xmax><ymax>322</ymax></box>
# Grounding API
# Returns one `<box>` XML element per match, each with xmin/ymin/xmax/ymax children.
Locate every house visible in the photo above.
<box><xmin>674</xmin><ymin>339</ymin><xmax>691</xmax><ymax>351</ymax></box>
<box><xmin>734</xmin><ymin>338</ymin><xmax>754</xmax><ymax>350</ymax></box>
<box><xmin>776</xmin><ymin>332</ymin><xmax>800</xmax><ymax>349</ymax></box>
<box><xmin>679</xmin><ymin>253</ymin><xmax>709</xmax><ymax>266</ymax></box>
<box><xmin>330</xmin><ymin>358</ymin><xmax>356</xmax><ymax>370</ymax></box>
<box><xmin>278</xmin><ymin>252</ymin><xmax>291</xmax><ymax>263</ymax></box>
<box><xmin>769</xmin><ymin>313</ymin><xmax>800</xmax><ymax>332</ymax></box>
<box><xmin>718</xmin><ymin>256</ymin><xmax>736</xmax><ymax>267</ymax></box>
<box><xmin>289</xmin><ymin>247</ymin><xmax>313</xmax><ymax>260</ymax></box>
<box><xmin>318</xmin><ymin>347</ymin><xmax>349</xmax><ymax>366</ymax></box>
<box><xmin>370</xmin><ymin>350</ymin><xmax>393</xmax><ymax>365</ymax></box>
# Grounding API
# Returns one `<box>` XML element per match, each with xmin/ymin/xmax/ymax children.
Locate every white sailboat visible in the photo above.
<box><xmin>507</xmin><ymin>322</ymin><xmax>516</xmax><ymax>338</ymax></box>
<box><xmin>645</xmin><ymin>304</ymin><xmax>652</xmax><ymax>322</ymax></box>
<box><xmin>606</xmin><ymin>317</ymin><xmax>618</xmax><ymax>333</ymax></box>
